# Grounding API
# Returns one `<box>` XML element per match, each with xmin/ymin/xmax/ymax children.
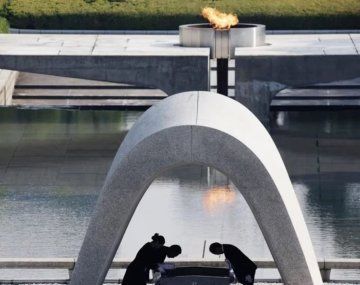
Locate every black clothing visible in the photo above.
<box><xmin>122</xmin><ymin>243</ymin><xmax>169</xmax><ymax>285</ymax></box>
<box><xmin>223</xmin><ymin>244</ymin><xmax>257</xmax><ymax>285</ymax></box>
<box><xmin>154</xmin><ymin>246</ymin><xmax>168</xmax><ymax>264</ymax></box>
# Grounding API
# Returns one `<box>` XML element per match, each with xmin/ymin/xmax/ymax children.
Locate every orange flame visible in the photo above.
<box><xmin>203</xmin><ymin>186</ymin><xmax>236</xmax><ymax>213</ymax></box>
<box><xmin>202</xmin><ymin>7</ymin><xmax>239</xmax><ymax>30</ymax></box>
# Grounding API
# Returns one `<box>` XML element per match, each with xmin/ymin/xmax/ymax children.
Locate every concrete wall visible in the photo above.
<box><xmin>0</xmin><ymin>70</ymin><xmax>18</xmax><ymax>106</ymax></box>
<box><xmin>235</xmin><ymin>55</ymin><xmax>360</xmax><ymax>124</ymax></box>
<box><xmin>0</xmin><ymin>55</ymin><xmax>209</xmax><ymax>95</ymax></box>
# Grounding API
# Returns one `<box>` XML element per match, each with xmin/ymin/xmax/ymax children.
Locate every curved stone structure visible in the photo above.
<box><xmin>70</xmin><ymin>91</ymin><xmax>323</xmax><ymax>285</ymax></box>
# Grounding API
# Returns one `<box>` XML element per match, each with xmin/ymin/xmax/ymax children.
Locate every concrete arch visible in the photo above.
<box><xmin>70</xmin><ymin>91</ymin><xmax>323</xmax><ymax>285</ymax></box>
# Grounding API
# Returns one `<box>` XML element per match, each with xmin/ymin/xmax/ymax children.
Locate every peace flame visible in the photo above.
<box><xmin>202</xmin><ymin>7</ymin><xmax>239</xmax><ymax>30</ymax></box>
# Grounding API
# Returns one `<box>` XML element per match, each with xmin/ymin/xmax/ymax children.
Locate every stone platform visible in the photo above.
<box><xmin>235</xmin><ymin>33</ymin><xmax>360</xmax><ymax>123</ymax></box>
<box><xmin>0</xmin><ymin>34</ymin><xmax>210</xmax><ymax>95</ymax></box>
<box><xmin>0</xmin><ymin>33</ymin><xmax>359</xmax><ymax>122</ymax></box>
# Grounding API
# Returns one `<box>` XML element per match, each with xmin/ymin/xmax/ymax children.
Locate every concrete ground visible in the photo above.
<box><xmin>0</xmin><ymin>33</ymin><xmax>358</xmax><ymax>56</ymax></box>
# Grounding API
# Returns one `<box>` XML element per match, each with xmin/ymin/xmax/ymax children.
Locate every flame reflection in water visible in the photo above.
<box><xmin>203</xmin><ymin>185</ymin><xmax>236</xmax><ymax>213</ymax></box>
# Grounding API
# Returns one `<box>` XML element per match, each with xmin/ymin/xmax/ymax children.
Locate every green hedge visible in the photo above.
<box><xmin>0</xmin><ymin>0</ymin><xmax>8</xmax><ymax>32</ymax></box>
<box><xmin>0</xmin><ymin>0</ymin><xmax>6</xmax><ymax>13</ymax></box>
<box><xmin>0</xmin><ymin>17</ymin><xmax>8</xmax><ymax>32</ymax></box>
<box><xmin>4</xmin><ymin>0</ymin><xmax>360</xmax><ymax>30</ymax></box>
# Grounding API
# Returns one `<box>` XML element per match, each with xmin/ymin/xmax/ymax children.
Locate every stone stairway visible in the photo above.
<box><xmin>11</xmin><ymin>72</ymin><xmax>166</xmax><ymax>109</ymax></box>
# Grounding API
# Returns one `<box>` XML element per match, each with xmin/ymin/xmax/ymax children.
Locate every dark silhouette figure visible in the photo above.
<box><xmin>209</xmin><ymin>242</ymin><xmax>257</xmax><ymax>285</ymax></box>
<box><xmin>122</xmin><ymin>234</ymin><xmax>182</xmax><ymax>285</ymax></box>
<box><xmin>156</xmin><ymin>244</ymin><xmax>182</xmax><ymax>263</ymax></box>
<box><xmin>122</xmin><ymin>233</ymin><xmax>165</xmax><ymax>285</ymax></box>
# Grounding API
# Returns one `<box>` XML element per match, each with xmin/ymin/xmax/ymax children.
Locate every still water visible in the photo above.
<box><xmin>0</xmin><ymin>108</ymin><xmax>359</xmax><ymax>280</ymax></box>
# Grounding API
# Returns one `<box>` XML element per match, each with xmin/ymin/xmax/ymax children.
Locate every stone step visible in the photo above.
<box><xmin>11</xmin><ymin>98</ymin><xmax>158</xmax><ymax>109</ymax></box>
<box><xmin>13</xmin><ymin>88</ymin><xmax>166</xmax><ymax>99</ymax></box>
<box><xmin>277</xmin><ymin>87</ymin><xmax>360</xmax><ymax>99</ymax></box>
<box><xmin>271</xmin><ymin>98</ymin><xmax>360</xmax><ymax>110</ymax></box>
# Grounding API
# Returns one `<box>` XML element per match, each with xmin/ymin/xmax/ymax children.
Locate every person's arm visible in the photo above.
<box><xmin>148</xmin><ymin>246</ymin><xmax>168</xmax><ymax>271</ymax></box>
<box><xmin>225</xmin><ymin>258</ymin><xmax>237</xmax><ymax>283</ymax></box>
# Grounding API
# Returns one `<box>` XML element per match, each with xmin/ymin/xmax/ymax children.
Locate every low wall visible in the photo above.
<box><xmin>0</xmin><ymin>55</ymin><xmax>210</xmax><ymax>96</ymax></box>
<box><xmin>0</xmin><ymin>70</ymin><xmax>18</xmax><ymax>106</ymax></box>
<box><xmin>235</xmin><ymin>55</ymin><xmax>360</xmax><ymax>124</ymax></box>
<box><xmin>0</xmin><ymin>257</ymin><xmax>359</xmax><ymax>284</ymax></box>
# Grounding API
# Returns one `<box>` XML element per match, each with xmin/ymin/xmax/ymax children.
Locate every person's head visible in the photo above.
<box><xmin>151</xmin><ymin>233</ymin><xmax>165</xmax><ymax>248</ymax></box>
<box><xmin>166</xmin><ymin>245</ymin><xmax>182</xmax><ymax>258</ymax></box>
<box><xmin>209</xmin><ymin>242</ymin><xmax>224</xmax><ymax>255</ymax></box>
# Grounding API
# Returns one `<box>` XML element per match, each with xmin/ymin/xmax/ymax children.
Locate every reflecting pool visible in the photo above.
<box><xmin>0</xmin><ymin>108</ymin><xmax>359</xmax><ymax>280</ymax></box>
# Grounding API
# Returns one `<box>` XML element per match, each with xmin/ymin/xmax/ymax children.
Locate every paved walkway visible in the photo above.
<box><xmin>236</xmin><ymin>33</ymin><xmax>359</xmax><ymax>55</ymax></box>
<box><xmin>0</xmin><ymin>33</ymin><xmax>358</xmax><ymax>56</ymax></box>
<box><xmin>0</xmin><ymin>34</ymin><xmax>205</xmax><ymax>56</ymax></box>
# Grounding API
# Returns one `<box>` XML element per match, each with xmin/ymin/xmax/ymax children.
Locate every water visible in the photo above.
<box><xmin>0</xmin><ymin>108</ymin><xmax>359</xmax><ymax>281</ymax></box>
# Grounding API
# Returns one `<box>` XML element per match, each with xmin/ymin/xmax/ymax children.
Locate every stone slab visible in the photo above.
<box><xmin>235</xmin><ymin>34</ymin><xmax>359</xmax><ymax>56</ymax></box>
<box><xmin>350</xmin><ymin>34</ymin><xmax>360</xmax><ymax>52</ymax></box>
<box><xmin>2</xmin><ymin>33</ymin><xmax>356</xmax><ymax>57</ymax></box>
<box><xmin>11</xmin><ymin>98</ymin><xmax>161</xmax><ymax>108</ymax></box>
<box><xmin>0</xmin><ymin>69</ymin><xmax>18</xmax><ymax>105</ymax></box>
<box><xmin>235</xmin><ymin>54</ymin><xmax>360</xmax><ymax>123</ymax></box>
<box><xmin>271</xmin><ymin>99</ymin><xmax>360</xmax><ymax>110</ymax></box>
<box><xmin>0</xmin><ymin>34</ymin><xmax>210</xmax><ymax>95</ymax></box>
<box><xmin>0</xmin><ymin>34</ymin><xmax>209</xmax><ymax>56</ymax></box>
<box><xmin>16</xmin><ymin>72</ymin><xmax>122</xmax><ymax>86</ymax></box>
<box><xmin>14</xmin><ymin>88</ymin><xmax>166</xmax><ymax>97</ymax></box>
<box><xmin>276</xmin><ymin>88</ymin><xmax>360</xmax><ymax>98</ymax></box>
<box><xmin>0</xmin><ymin>55</ymin><xmax>209</xmax><ymax>95</ymax></box>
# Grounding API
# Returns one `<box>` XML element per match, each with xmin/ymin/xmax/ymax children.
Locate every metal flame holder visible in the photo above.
<box><xmin>179</xmin><ymin>23</ymin><xmax>266</xmax><ymax>59</ymax></box>
<box><xmin>179</xmin><ymin>23</ymin><xmax>266</xmax><ymax>95</ymax></box>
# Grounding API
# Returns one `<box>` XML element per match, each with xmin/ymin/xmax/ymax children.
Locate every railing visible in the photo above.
<box><xmin>0</xmin><ymin>258</ymin><xmax>359</xmax><ymax>284</ymax></box>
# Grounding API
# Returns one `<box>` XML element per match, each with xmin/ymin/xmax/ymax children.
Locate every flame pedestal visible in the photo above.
<box><xmin>179</xmin><ymin>23</ymin><xmax>266</xmax><ymax>59</ymax></box>
<box><xmin>179</xmin><ymin>23</ymin><xmax>266</xmax><ymax>96</ymax></box>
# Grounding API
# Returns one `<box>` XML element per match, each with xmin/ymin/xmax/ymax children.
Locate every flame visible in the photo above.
<box><xmin>202</xmin><ymin>7</ymin><xmax>239</xmax><ymax>30</ymax></box>
<box><xmin>203</xmin><ymin>186</ymin><xmax>236</xmax><ymax>213</ymax></box>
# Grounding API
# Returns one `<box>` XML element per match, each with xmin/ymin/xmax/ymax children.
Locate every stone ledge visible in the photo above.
<box><xmin>0</xmin><ymin>69</ymin><xmax>18</xmax><ymax>106</ymax></box>
<box><xmin>9</xmin><ymin>28</ymin><xmax>360</xmax><ymax>35</ymax></box>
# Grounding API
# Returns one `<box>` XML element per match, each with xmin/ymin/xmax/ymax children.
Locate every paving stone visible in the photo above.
<box><xmin>0</xmin><ymin>33</ymin><xmax>357</xmax><ymax>56</ymax></box>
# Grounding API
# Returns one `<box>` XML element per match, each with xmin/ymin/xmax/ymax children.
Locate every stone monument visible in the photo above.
<box><xmin>70</xmin><ymin>91</ymin><xmax>323</xmax><ymax>285</ymax></box>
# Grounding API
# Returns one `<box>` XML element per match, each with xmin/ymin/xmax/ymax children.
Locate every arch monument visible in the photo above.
<box><xmin>70</xmin><ymin>91</ymin><xmax>323</xmax><ymax>285</ymax></box>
